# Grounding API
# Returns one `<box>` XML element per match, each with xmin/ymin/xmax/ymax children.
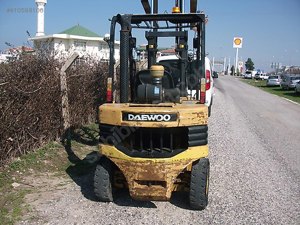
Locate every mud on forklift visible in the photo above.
<box><xmin>94</xmin><ymin>0</ymin><xmax>210</xmax><ymax>210</ymax></box>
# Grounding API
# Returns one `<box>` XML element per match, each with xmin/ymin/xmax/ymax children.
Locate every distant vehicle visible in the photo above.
<box><xmin>255</xmin><ymin>72</ymin><xmax>268</xmax><ymax>80</ymax></box>
<box><xmin>280</xmin><ymin>74</ymin><xmax>300</xmax><ymax>90</ymax></box>
<box><xmin>254</xmin><ymin>73</ymin><xmax>260</xmax><ymax>80</ymax></box>
<box><xmin>244</xmin><ymin>71</ymin><xmax>253</xmax><ymax>79</ymax></box>
<box><xmin>261</xmin><ymin>73</ymin><xmax>269</xmax><ymax>80</ymax></box>
<box><xmin>266</xmin><ymin>75</ymin><xmax>281</xmax><ymax>86</ymax></box>
<box><xmin>212</xmin><ymin>71</ymin><xmax>219</xmax><ymax>78</ymax></box>
<box><xmin>255</xmin><ymin>72</ymin><xmax>263</xmax><ymax>80</ymax></box>
<box><xmin>244</xmin><ymin>70</ymin><xmax>257</xmax><ymax>79</ymax></box>
<box><xmin>295</xmin><ymin>81</ymin><xmax>300</xmax><ymax>94</ymax></box>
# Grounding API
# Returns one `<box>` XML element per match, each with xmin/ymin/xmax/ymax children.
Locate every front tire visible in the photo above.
<box><xmin>189</xmin><ymin>158</ymin><xmax>210</xmax><ymax>210</ymax></box>
<box><xmin>94</xmin><ymin>157</ymin><xmax>113</xmax><ymax>202</ymax></box>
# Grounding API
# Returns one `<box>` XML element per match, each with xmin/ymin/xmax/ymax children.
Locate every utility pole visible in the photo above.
<box><xmin>228</xmin><ymin>57</ymin><xmax>231</xmax><ymax>75</ymax></box>
<box><xmin>235</xmin><ymin>48</ymin><xmax>239</xmax><ymax>75</ymax></box>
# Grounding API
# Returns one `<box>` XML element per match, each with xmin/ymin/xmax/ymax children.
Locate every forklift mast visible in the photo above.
<box><xmin>107</xmin><ymin>0</ymin><xmax>206</xmax><ymax>103</ymax></box>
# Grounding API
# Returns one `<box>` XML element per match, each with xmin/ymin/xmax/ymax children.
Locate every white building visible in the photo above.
<box><xmin>0</xmin><ymin>53</ymin><xmax>11</xmax><ymax>63</ymax></box>
<box><xmin>29</xmin><ymin>0</ymin><xmax>119</xmax><ymax>61</ymax></box>
<box><xmin>29</xmin><ymin>24</ymin><xmax>120</xmax><ymax>61</ymax></box>
<box><xmin>0</xmin><ymin>46</ymin><xmax>34</xmax><ymax>63</ymax></box>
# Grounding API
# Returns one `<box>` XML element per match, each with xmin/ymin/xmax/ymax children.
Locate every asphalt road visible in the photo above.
<box><xmin>19</xmin><ymin>75</ymin><xmax>300</xmax><ymax>225</ymax></box>
<box><xmin>208</xmin><ymin>76</ymin><xmax>300</xmax><ymax>224</ymax></box>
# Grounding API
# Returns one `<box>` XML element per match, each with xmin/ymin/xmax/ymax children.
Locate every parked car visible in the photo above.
<box><xmin>254</xmin><ymin>72</ymin><xmax>260</xmax><ymax>80</ymax></box>
<box><xmin>261</xmin><ymin>73</ymin><xmax>269</xmax><ymax>80</ymax></box>
<box><xmin>254</xmin><ymin>72</ymin><xmax>265</xmax><ymax>80</ymax></box>
<box><xmin>295</xmin><ymin>81</ymin><xmax>300</xmax><ymax>94</ymax></box>
<box><xmin>255</xmin><ymin>72</ymin><xmax>268</xmax><ymax>80</ymax></box>
<box><xmin>244</xmin><ymin>71</ymin><xmax>253</xmax><ymax>79</ymax></box>
<box><xmin>280</xmin><ymin>74</ymin><xmax>300</xmax><ymax>90</ymax></box>
<box><xmin>266</xmin><ymin>75</ymin><xmax>281</xmax><ymax>86</ymax></box>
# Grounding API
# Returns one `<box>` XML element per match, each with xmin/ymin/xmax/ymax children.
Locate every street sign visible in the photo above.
<box><xmin>233</xmin><ymin>37</ymin><xmax>243</xmax><ymax>48</ymax></box>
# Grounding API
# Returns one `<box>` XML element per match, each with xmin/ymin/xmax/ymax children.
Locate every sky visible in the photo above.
<box><xmin>0</xmin><ymin>0</ymin><xmax>299</xmax><ymax>72</ymax></box>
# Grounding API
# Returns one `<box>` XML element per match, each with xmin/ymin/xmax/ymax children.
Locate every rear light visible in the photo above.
<box><xmin>206</xmin><ymin>69</ymin><xmax>211</xmax><ymax>90</ymax></box>
<box><xmin>106</xmin><ymin>77</ymin><xmax>112</xmax><ymax>103</ymax></box>
<box><xmin>200</xmin><ymin>78</ymin><xmax>206</xmax><ymax>104</ymax></box>
<box><xmin>200</xmin><ymin>91</ymin><xmax>206</xmax><ymax>104</ymax></box>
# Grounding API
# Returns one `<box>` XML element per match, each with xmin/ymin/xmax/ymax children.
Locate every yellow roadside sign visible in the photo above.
<box><xmin>233</xmin><ymin>37</ymin><xmax>243</xmax><ymax>48</ymax></box>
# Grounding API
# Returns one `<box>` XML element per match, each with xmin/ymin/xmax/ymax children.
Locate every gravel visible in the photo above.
<box><xmin>18</xmin><ymin>76</ymin><xmax>300</xmax><ymax>225</ymax></box>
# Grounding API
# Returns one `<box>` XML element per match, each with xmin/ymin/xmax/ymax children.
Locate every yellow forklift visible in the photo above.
<box><xmin>94</xmin><ymin>0</ymin><xmax>210</xmax><ymax>210</ymax></box>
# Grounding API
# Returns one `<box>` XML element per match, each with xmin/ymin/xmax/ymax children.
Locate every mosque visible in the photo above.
<box><xmin>29</xmin><ymin>0</ymin><xmax>120</xmax><ymax>61</ymax></box>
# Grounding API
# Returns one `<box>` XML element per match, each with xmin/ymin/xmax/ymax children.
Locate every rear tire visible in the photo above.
<box><xmin>189</xmin><ymin>158</ymin><xmax>210</xmax><ymax>210</ymax></box>
<box><xmin>94</xmin><ymin>157</ymin><xmax>113</xmax><ymax>202</ymax></box>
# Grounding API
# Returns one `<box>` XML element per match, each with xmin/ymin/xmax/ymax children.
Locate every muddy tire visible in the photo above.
<box><xmin>94</xmin><ymin>157</ymin><xmax>113</xmax><ymax>202</ymax></box>
<box><xmin>189</xmin><ymin>158</ymin><xmax>210</xmax><ymax>210</ymax></box>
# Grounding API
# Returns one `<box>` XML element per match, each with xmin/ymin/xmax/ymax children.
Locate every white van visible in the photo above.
<box><xmin>157</xmin><ymin>55</ymin><xmax>214</xmax><ymax>116</ymax></box>
<box><xmin>244</xmin><ymin>70</ymin><xmax>257</xmax><ymax>79</ymax></box>
<box><xmin>254</xmin><ymin>72</ymin><xmax>268</xmax><ymax>80</ymax></box>
<box><xmin>202</xmin><ymin>56</ymin><xmax>214</xmax><ymax>116</ymax></box>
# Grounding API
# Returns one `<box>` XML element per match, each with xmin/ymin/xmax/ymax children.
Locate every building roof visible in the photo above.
<box><xmin>29</xmin><ymin>24</ymin><xmax>120</xmax><ymax>45</ymax></box>
<box><xmin>8</xmin><ymin>46</ymin><xmax>34</xmax><ymax>53</ymax></box>
<box><xmin>59</xmin><ymin>25</ymin><xmax>100</xmax><ymax>38</ymax></box>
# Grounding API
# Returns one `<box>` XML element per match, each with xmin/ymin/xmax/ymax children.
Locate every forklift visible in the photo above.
<box><xmin>94</xmin><ymin>0</ymin><xmax>210</xmax><ymax>210</ymax></box>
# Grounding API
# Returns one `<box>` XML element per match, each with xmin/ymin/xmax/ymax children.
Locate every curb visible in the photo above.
<box><xmin>282</xmin><ymin>97</ymin><xmax>300</xmax><ymax>106</ymax></box>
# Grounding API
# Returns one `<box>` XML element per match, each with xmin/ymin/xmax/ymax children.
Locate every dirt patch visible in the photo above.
<box><xmin>15</xmin><ymin>173</ymin><xmax>71</xmax><ymax>223</ymax></box>
<box><xmin>16</xmin><ymin>149</ymin><xmax>100</xmax><ymax>225</ymax></box>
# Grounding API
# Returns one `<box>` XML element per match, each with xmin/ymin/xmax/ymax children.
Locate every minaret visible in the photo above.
<box><xmin>35</xmin><ymin>0</ymin><xmax>47</xmax><ymax>36</ymax></box>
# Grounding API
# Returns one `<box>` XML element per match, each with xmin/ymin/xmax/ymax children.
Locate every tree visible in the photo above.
<box><xmin>245</xmin><ymin>58</ymin><xmax>255</xmax><ymax>71</ymax></box>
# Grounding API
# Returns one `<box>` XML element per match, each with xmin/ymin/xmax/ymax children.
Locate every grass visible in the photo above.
<box><xmin>0</xmin><ymin>123</ymin><xmax>99</xmax><ymax>225</ymax></box>
<box><xmin>0</xmin><ymin>141</ymin><xmax>68</xmax><ymax>225</ymax></box>
<box><xmin>241</xmin><ymin>78</ymin><xmax>300</xmax><ymax>104</ymax></box>
<box><xmin>8</xmin><ymin>142</ymin><xmax>64</xmax><ymax>172</ymax></box>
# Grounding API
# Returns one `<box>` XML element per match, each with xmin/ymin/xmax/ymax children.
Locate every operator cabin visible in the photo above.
<box><xmin>29</xmin><ymin>0</ymin><xmax>120</xmax><ymax>61</ymax></box>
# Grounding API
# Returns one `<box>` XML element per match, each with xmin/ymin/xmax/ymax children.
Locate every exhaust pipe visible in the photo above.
<box><xmin>190</xmin><ymin>0</ymin><xmax>197</xmax><ymax>13</ymax></box>
<box><xmin>180</xmin><ymin>0</ymin><xmax>185</xmax><ymax>13</ymax></box>
<box><xmin>118</xmin><ymin>15</ymin><xmax>131</xmax><ymax>103</ymax></box>
<box><xmin>153</xmin><ymin>0</ymin><xmax>158</xmax><ymax>14</ymax></box>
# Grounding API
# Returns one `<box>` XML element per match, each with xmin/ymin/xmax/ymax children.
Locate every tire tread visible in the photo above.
<box><xmin>94</xmin><ymin>157</ymin><xmax>113</xmax><ymax>202</ymax></box>
<box><xmin>189</xmin><ymin>158</ymin><xmax>210</xmax><ymax>210</ymax></box>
